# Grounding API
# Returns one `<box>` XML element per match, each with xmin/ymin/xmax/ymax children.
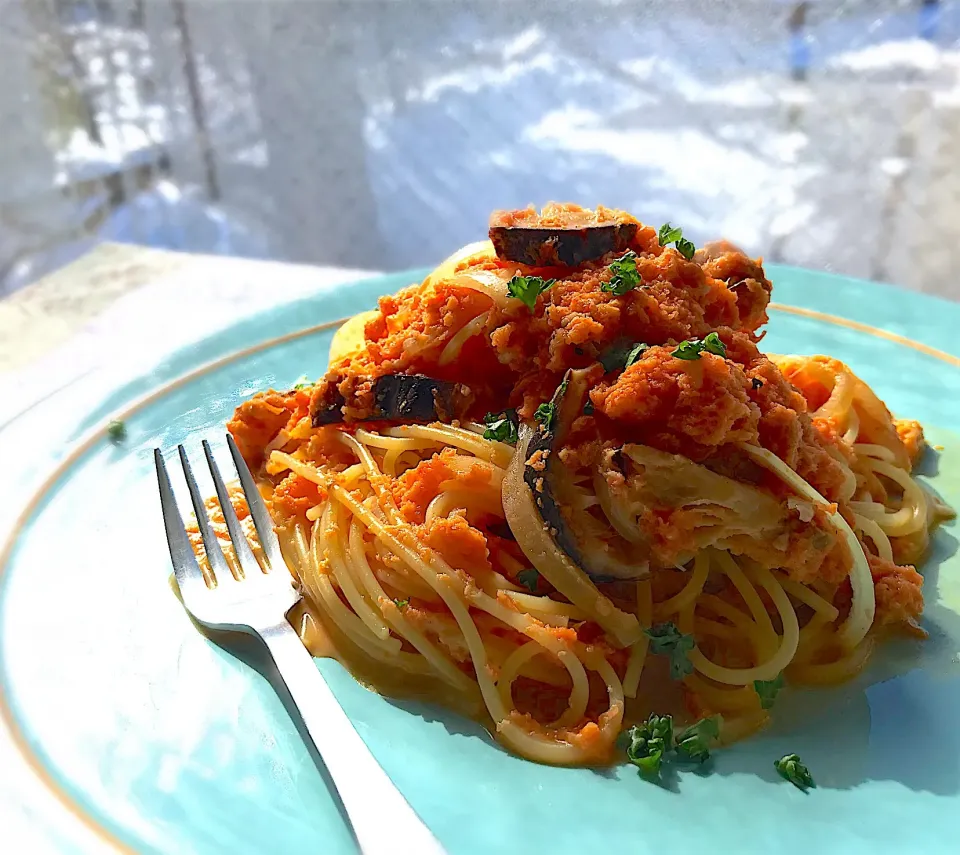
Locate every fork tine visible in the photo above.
<box><xmin>202</xmin><ymin>439</ymin><xmax>261</xmax><ymax>576</ymax></box>
<box><xmin>177</xmin><ymin>444</ymin><xmax>236</xmax><ymax>585</ymax></box>
<box><xmin>226</xmin><ymin>433</ymin><xmax>286</xmax><ymax>571</ymax></box>
<box><xmin>154</xmin><ymin>449</ymin><xmax>206</xmax><ymax>597</ymax></box>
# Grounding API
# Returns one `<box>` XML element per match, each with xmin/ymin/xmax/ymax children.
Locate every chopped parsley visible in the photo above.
<box><xmin>672</xmin><ymin>332</ymin><xmax>727</xmax><ymax>361</ymax></box>
<box><xmin>752</xmin><ymin>377</ymin><xmax>764</xmax><ymax>390</ymax></box>
<box><xmin>534</xmin><ymin>380</ymin><xmax>567</xmax><ymax>431</ymax></box>
<box><xmin>754</xmin><ymin>673</ymin><xmax>785</xmax><ymax>710</ymax></box>
<box><xmin>534</xmin><ymin>402</ymin><xmax>556</xmax><ymax>429</ymax></box>
<box><xmin>507</xmin><ymin>275</ymin><xmax>556</xmax><ymax>310</ymax></box>
<box><xmin>624</xmin><ymin>342</ymin><xmax>648</xmax><ymax>369</ymax></box>
<box><xmin>107</xmin><ymin>420</ymin><xmax>127</xmax><ymax>442</ymax></box>
<box><xmin>644</xmin><ymin>622</ymin><xmax>696</xmax><ymax>680</ymax></box>
<box><xmin>516</xmin><ymin>568</ymin><xmax>540</xmax><ymax>593</ymax></box>
<box><xmin>292</xmin><ymin>374</ymin><xmax>312</xmax><ymax>390</ymax></box>
<box><xmin>658</xmin><ymin>222</ymin><xmax>696</xmax><ymax>260</ymax></box>
<box><xmin>482</xmin><ymin>410</ymin><xmax>519</xmax><ymax>444</ymax></box>
<box><xmin>600</xmin><ymin>340</ymin><xmax>648</xmax><ymax>373</ymax></box>
<box><xmin>675</xmin><ymin>716</ymin><xmax>721</xmax><ymax>764</ymax></box>
<box><xmin>625</xmin><ymin>713</ymin><xmax>674</xmax><ymax>777</ymax></box>
<box><xmin>625</xmin><ymin>713</ymin><xmax>721</xmax><ymax>778</ymax></box>
<box><xmin>775</xmin><ymin>753</ymin><xmax>815</xmax><ymax>790</ymax></box>
<box><xmin>601</xmin><ymin>250</ymin><xmax>642</xmax><ymax>296</ymax></box>
<box><xmin>584</xmin><ymin>399</ymin><xmax>595</xmax><ymax>416</ymax></box>
<box><xmin>393</xmin><ymin>598</ymin><xmax>409</xmax><ymax>610</ymax></box>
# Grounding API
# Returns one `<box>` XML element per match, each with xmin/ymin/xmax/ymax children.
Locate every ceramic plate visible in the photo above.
<box><xmin>3</xmin><ymin>266</ymin><xmax>960</xmax><ymax>855</ymax></box>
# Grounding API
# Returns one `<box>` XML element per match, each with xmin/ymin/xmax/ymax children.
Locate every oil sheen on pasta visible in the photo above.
<box><xmin>207</xmin><ymin>204</ymin><xmax>952</xmax><ymax>767</ymax></box>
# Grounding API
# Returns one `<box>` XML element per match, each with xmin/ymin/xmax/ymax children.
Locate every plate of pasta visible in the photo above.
<box><xmin>2</xmin><ymin>203</ymin><xmax>960</xmax><ymax>855</ymax></box>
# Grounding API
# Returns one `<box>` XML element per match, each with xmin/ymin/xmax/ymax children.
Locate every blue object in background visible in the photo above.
<box><xmin>921</xmin><ymin>0</ymin><xmax>942</xmax><ymax>41</ymax></box>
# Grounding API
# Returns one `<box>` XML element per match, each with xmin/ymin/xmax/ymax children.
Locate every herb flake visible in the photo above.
<box><xmin>625</xmin><ymin>714</ymin><xmax>674</xmax><ymax>777</ymax></box>
<box><xmin>644</xmin><ymin>622</ymin><xmax>696</xmax><ymax>680</ymax></box>
<box><xmin>675</xmin><ymin>716</ymin><xmax>720</xmax><ymax>764</ymax></box>
<box><xmin>393</xmin><ymin>598</ymin><xmax>409</xmax><ymax>609</ymax></box>
<box><xmin>658</xmin><ymin>223</ymin><xmax>697</xmax><ymax>260</ymax></box>
<box><xmin>507</xmin><ymin>275</ymin><xmax>556</xmax><ymax>310</ymax></box>
<box><xmin>482</xmin><ymin>410</ymin><xmax>519</xmax><ymax>444</ymax></box>
<box><xmin>754</xmin><ymin>673</ymin><xmax>785</xmax><ymax>710</ymax></box>
<box><xmin>775</xmin><ymin>753</ymin><xmax>815</xmax><ymax>790</ymax></box>
<box><xmin>600</xmin><ymin>340</ymin><xmax>648</xmax><ymax>373</ymax></box>
<box><xmin>601</xmin><ymin>250</ymin><xmax>642</xmax><ymax>296</ymax></box>
<box><xmin>292</xmin><ymin>374</ymin><xmax>312</xmax><ymax>390</ymax></box>
<box><xmin>671</xmin><ymin>332</ymin><xmax>727</xmax><ymax>361</ymax></box>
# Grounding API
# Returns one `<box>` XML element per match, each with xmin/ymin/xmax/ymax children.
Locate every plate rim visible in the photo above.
<box><xmin>3</xmin><ymin>263</ymin><xmax>960</xmax><ymax>853</ymax></box>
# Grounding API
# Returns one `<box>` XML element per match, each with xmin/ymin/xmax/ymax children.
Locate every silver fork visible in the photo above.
<box><xmin>155</xmin><ymin>435</ymin><xmax>445</xmax><ymax>855</ymax></box>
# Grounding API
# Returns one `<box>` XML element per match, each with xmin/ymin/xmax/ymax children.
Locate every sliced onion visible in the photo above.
<box><xmin>502</xmin><ymin>428</ymin><xmax>642</xmax><ymax>648</ymax></box>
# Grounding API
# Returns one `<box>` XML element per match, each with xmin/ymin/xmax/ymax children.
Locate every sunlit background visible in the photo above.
<box><xmin>1</xmin><ymin>0</ymin><xmax>959</xmax><ymax>297</ymax></box>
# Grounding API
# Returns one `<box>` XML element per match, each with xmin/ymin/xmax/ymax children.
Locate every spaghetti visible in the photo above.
<box><xmin>204</xmin><ymin>204</ymin><xmax>952</xmax><ymax>767</ymax></box>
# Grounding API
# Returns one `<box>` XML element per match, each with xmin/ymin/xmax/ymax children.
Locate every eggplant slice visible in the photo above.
<box><xmin>312</xmin><ymin>374</ymin><xmax>471</xmax><ymax>426</ymax></box>
<box><xmin>522</xmin><ymin>369</ymin><xmax>645</xmax><ymax>581</ymax></box>
<box><xmin>490</xmin><ymin>209</ymin><xmax>637</xmax><ymax>267</ymax></box>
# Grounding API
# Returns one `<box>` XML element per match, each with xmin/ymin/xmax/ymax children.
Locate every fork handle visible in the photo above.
<box><xmin>261</xmin><ymin>621</ymin><xmax>447</xmax><ymax>855</ymax></box>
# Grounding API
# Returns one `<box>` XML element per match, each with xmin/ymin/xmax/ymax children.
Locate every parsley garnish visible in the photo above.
<box><xmin>601</xmin><ymin>250</ymin><xmax>642</xmax><ymax>296</ymax></box>
<box><xmin>625</xmin><ymin>713</ymin><xmax>721</xmax><ymax>778</ymax></box>
<box><xmin>675</xmin><ymin>716</ymin><xmax>721</xmax><ymax>764</ymax></box>
<box><xmin>658</xmin><ymin>223</ymin><xmax>696</xmax><ymax>260</ymax></box>
<box><xmin>107</xmin><ymin>420</ymin><xmax>127</xmax><ymax>442</ymax></box>
<box><xmin>625</xmin><ymin>714</ymin><xmax>674</xmax><ymax>777</ymax></box>
<box><xmin>752</xmin><ymin>377</ymin><xmax>764</xmax><ymax>390</ymax></box>
<box><xmin>292</xmin><ymin>374</ymin><xmax>312</xmax><ymax>390</ymax></box>
<box><xmin>644</xmin><ymin>622</ymin><xmax>696</xmax><ymax>680</ymax></box>
<box><xmin>671</xmin><ymin>332</ymin><xmax>727</xmax><ymax>361</ymax></box>
<box><xmin>600</xmin><ymin>340</ymin><xmax>648</xmax><ymax>372</ymax></box>
<box><xmin>624</xmin><ymin>342</ymin><xmax>648</xmax><ymax>369</ymax></box>
<box><xmin>393</xmin><ymin>598</ymin><xmax>409</xmax><ymax>609</ymax></box>
<box><xmin>534</xmin><ymin>379</ymin><xmax>567</xmax><ymax>431</ymax></box>
<box><xmin>754</xmin><ymin>673</ymin><xmax>784</xmax><ymax>710</ymax></box>
<box><xmin>584</xmin><ymin>399</ymin><xmax>595</xmax><ymax>415</ymax></box>
<box><xmin>482</xmin><ymin>410</ymin><xmax>519</xmax><ymax>444</ymax></box>
<box><xmin>516</xmin><ymin>568</ymin><xmax>540</xmax><ymax>592</ymax></box>
<box><xmin>507</xmin><ymin>275</ymin><xmax>556</xmax><ymax>310</ymax></box>
<box><xmin>775</xmin><ymin>753</ymin><xmax>815</xmax><ymax>790</ymax></box>
<box><xmin>534</xmin><ymin>402</ymin><xmax>555</xmax><ymax>429</ymax></box>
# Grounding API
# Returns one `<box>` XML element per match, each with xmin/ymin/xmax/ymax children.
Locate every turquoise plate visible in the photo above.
<box><xmin>3</xmin><ymin>266</ymin><xmax>960</xmax><ymax>854</ymax></box>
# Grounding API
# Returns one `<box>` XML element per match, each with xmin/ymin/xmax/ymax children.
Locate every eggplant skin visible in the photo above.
<box><xmin>373</xmin><ymin>374</ymin><xmax>461</xmax><ymax>422</ymax></box>
<box><xmin>522</xmin><ymin>369</ymin><xmax>646</xmax><ymax>582</ymax></box>
<box><xmin>524</xmin><ymin>373</ymin><xmax>586</xmax><ymax>566</ymax></box>
<box><xmin>311</xmin><ymin>374</ymin><xmax>466</xmax><ymax>426</ymax></box>
<box><xmin>489</xmin><ymin>223</ymin><xmax>638</xmax><ymax>267</ymax></box>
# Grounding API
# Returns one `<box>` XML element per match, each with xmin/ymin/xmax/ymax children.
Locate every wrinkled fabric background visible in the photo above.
<box><xmin>1</xmin><ymin>0</ymin><xmax>959</xmax><ymax>297</ymax></box>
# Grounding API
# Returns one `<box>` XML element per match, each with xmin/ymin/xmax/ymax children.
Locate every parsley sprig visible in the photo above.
<box><xmin>775</xmin><ymin>753</ymin><xmax>815</xmax><ymax>790</ymax></box>
<box><xmin>482</xmin><ymin>410</ymin><xmax>519</xmax><ymax>444</ymax></box>
<box><xmin>507</xmin><ymin>275</ymin><xmax>556</xmax><ymax>310</ymax></box>
<box><xmin>292</xmin><ymin>374</ymin><xmax>312</xmax><ymax>390</ymax></box>
<box><xmin>644</xmin><ymin>622</ymin><xmax>696</xmax><ymax>680</ymax></box>
<box><xmin>672</xmin><ymin>332</ymin><xmax>727</xmax><ymax>361</ymax></box>
<box><xmin>601</xmin><ymin>250</ymin><xmax>642</xmax><ymax>296</ymax></box>
<box><xmin>599</xmin><ymin>340</ymin><xmax>648</xmax><ymax>373</ymax></box>
<box><xmin>658</xmin><ymin>223</ymin><xmax>697</xmax><ymax>260</ymax></box>
<box><xmin>675</xmin><ymin>717</ymin><xmax>720</xmax><ymax>764</ymax></box>
<box><xmin>534</xmin><ymin>379</ymin><xmax>567</xmax><ymax>430</ymax></box>
<box><xmin>754</xmin><ymin>673</ymin><xmax>785</xmax><ymax>710</ymax></box>
<box><xmin>625</xmin><ymin>713</ymin><xmax>721</xmax><ymax>778</ymax></box>
<box><xmin>626</xmin><ymin>714</ymin><xmax>674</xmax><ymax>776</ymax></box>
